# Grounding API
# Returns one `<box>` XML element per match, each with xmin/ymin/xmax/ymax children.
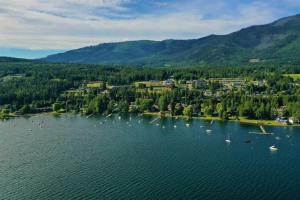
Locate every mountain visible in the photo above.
<box><xmin>43</xmin><ymin>14</ymin><xmax>300</xmax><ymax>66</ymax></box>
<box><xmin>0</xmin><ymin>57</ymin><xmax>28</xmax><ymax>62</ymax></box>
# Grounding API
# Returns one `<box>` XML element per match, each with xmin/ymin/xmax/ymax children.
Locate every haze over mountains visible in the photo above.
<box><xmin>41</xmin><ymin>14</ymin><xmax>300</xmax><ymax>66</ymax></box>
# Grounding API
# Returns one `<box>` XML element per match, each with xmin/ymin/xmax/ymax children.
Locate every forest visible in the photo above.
<box><xmin>0</xmin><ymin>59</ymin><xmax>300</xmax><ymax>125</ymax></box>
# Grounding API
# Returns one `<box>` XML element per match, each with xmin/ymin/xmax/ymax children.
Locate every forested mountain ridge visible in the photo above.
<box><xmin>43</xmin><ymin>14</ymin><xmax>300</xmax><ymax>66</ymax></box>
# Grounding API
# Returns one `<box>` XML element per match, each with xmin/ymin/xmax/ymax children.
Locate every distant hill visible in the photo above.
<box><xmin>43</xmin><ymin>14</ymin><xmax>300</xmax><ymax>66</ymax></box>
<box><xmin>0</xmin><ymin>57</ymin><xmax>28</xmax><ymax>62</ymax></box>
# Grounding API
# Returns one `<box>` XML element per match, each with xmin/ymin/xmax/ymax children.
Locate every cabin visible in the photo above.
<box><xmin>289</xmin><ymin>117</ymin><xmax>299</xmax><ymax>125</ymax></box>
<box><xmin>193</xmin><ymin>80</ymin><xmax>207</xmax><ymax>89</ymax></box>
<box><xmin>204</xmin><ymin>90</ymin><xmax>213</xmax><ymax>97</ymax></box>
<box><xmin>162</xmin><ymin>79</ymin><xmax>174</xmax><ymax>87</ymax></box>
<box><xmin>276</xmin><ymin>117</ymin><xmax>289</xmax><ymax>125</ymax></box>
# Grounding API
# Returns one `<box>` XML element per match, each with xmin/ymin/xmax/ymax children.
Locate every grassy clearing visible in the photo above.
<box><xmin>87</xmin><ymin>82</ymin><xmax>103</xmax><ymax>88</ymax></box>
<box><xmin>143</xmin><ymin>112</ymin><xmax>300</xmax><ymax>127</ymax></box>
<box><xmin>134</xmin><ymin>81</ymin><xmax>163</xmax><ymax>87</ymax></box>
<box><xmin>284</xmin><ymin>74</ymin><xmax>300</xmax><ymax>80</ymax></box>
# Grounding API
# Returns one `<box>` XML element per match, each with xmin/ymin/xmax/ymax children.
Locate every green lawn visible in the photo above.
<box><xmin>134</xmin><ymin>81</ymin><xmax>163</xmax><ymax>87</ymax></box>
<box><xmin>284</xmin><ymin>74</ymin><xmax>300</xmax><ymax>80</ymax></box>
<box><xmin>87</xmin><ymin>82</ymin><xmax>103</xmax><ymax>88</ymax></box>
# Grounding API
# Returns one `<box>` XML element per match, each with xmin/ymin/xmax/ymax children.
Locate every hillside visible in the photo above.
<box><xmin>43</xmin><ymin>14</ymin><xmax>300</xmax><ymax>66</ymax></box>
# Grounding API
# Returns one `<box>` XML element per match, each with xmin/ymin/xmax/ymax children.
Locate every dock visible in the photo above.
<box><xmin>258</xmin><ymin>124</ymin><xmax>272</xmax><ymax>135</ymax></box>
<box><xmin>86</xmin><ymin>113</ymin><xmax>94</xmax><ymax>118</ymax></box>
<box><xmin>106</xmin><ymin>113</ymin><xmax>113</xmax><ymax>118</ymax></box>
<box><xmin>259</xmin><ymin>125</ymin><xmax>267</xmax><ymax>134</ymax></box>
<box><xmin>150</xmin><ymin>116</ymin><xmax>160</xmax><ymax>124</ymax></box>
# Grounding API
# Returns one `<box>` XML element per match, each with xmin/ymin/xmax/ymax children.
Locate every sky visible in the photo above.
<box><xmin>0</xmin><ymin>0</ymin><xmax>300</xmax><ymax>58</ymax></box>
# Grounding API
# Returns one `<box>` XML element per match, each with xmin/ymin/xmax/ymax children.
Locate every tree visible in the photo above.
<box><xmin>183</xmin><ymin>105</ymin><xmax>193</xmax><ymax>117</ymax></box>
<box><xmin>52</xmin><ymin>103</ymin><xmax>60</xmax><ymax>112</ymax></box>
<box><xmin>158</xmin><ymin>95</ymin><xmax>168</xmax><ymax>112</ymax></box>
<box><xmin>118</xmin><ymin>101</ymin><xmax>129</xmax><ymax>113</ymax></box>
<box><xmin>20</xmin><ymin>104</ymin><xmax>30</xmax><ymax>114</ymax></box>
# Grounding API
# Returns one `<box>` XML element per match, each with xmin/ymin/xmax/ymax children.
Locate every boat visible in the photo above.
<box><xmin>173</xmin><ymin>125</ymin><xmax>177</xmax><ymax>128</ymax></box>
<box><xmin>200</xmin><ymin>126</ymin><xmax>205</xmax><ymax>128</ymax></box>
<box><xmin>118</xmin><ymin>116</ymin><xmax>121</xmax><ymax>120</ymax></box>
<box><xmin>225</xmin><ymin>133</ymin><xmax>231</xmax><ymax>143</ymax></box>
<box><xmin>244</xmin><ymin>140</ymin><xmax>251</xmax><ymax>144</ymax></box>
<box><xmin>269</xmin><ymin>145</ymin><xmax>278</xmax><ymax>151</ymax></box>
<box><xmin>206</xmin><ymin>129</ymin><xmax>212</xmax><ymax>133</ymax></box>
<box><xmin>186</xmin><ymin>123</ymin><xmax>190</xmax><ymax>127</ymax></box>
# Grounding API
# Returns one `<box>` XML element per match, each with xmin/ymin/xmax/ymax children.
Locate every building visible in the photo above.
<box><xmin>193</xmin><ymin>80</ymin><xmax>207</xmax><ymax>89</ymax></box>
<box><xmin>204</xmin><ymin>90</ymin><xmax>213</xmax><ymax>97</ymax></box>
<box><xmin>289</xmin><ymin>117</ymin><xmax>299</xmax><ymax>125</ymax></box>
<box><xmin>162</xmin><ymin>79</ymin><xmax>174</xmax><ymax>87</ymax></box>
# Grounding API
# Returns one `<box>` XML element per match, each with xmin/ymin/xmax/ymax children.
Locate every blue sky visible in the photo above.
<box><xmin>0</xmin><ymin>0</ymin><xmax>300</xmax><ymax>58</ymax></box>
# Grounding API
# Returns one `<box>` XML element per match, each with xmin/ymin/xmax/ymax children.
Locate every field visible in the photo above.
<box><xmin>134</xmin><ymin>81</ymin><xmax>163</xmax><ymax>87</ymax></box>
<box><xmin>87</xmin><ymin>82</ymin><xmax>103</xmax><ymax>88</ymax></box>
<box><xmin>284</xmin><ymin>74</ymin><xmax>300</xmax><ymax>80</ymax></box>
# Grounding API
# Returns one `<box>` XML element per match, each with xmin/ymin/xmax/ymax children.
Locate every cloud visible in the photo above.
<box><xmin>0</xmin><ymin>0</ymin><xmax>298</xmax><ymax>50</ymax></box>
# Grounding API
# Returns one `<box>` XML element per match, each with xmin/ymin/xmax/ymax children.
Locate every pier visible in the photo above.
<box><xmin>259</xmin><ymin>125</ymin><xmax>267</xmax><ymax>134</ymax></box>
<box><xmin>150</xmin><ymin>116</ymin><xmax>160</xmax><ymax>124</ymax></box>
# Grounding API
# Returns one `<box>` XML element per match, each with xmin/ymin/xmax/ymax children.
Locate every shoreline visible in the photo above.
<box><xmin>3</xmin><ymin>111</ymin><xmax>300</xmax><ymax>127</ymax></box>
<box><xmin>142</xmin><ymin>112</ymin><xmax>300</xmax><ymax>127</ymax></box>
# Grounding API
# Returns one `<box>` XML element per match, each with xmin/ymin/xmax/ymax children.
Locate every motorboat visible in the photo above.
<box><xmin>269</xmin><ymin>145</ymin><xmax>279</xmax><ymax>151</ymax></box>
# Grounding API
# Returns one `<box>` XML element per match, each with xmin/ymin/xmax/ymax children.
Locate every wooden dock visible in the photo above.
<box><xmin>258</xmin><ymin>124</ymin><xmax>272</xmax><ymax>135</ymax></box>
<box><xmin>150</xmin><ymin>116</ymin><xmax>160</xmax><ymax>124</ymax></box>
<box><xmin>259</xmin><ymin>125</ymin><xmax>267</xmax><ymax>134</ymax></box>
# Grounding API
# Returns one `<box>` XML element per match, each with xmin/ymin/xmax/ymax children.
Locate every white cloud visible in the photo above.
<box><xmin>0</xmin><ymin>0</ymin><xmax>296</xmax><ymax>50</ymax></box>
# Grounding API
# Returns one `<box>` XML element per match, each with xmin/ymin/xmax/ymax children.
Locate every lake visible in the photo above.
<box><xmin>0</xmin><ymin>114</ymin><xmax>299</xmax><ymax>200</ymax></box>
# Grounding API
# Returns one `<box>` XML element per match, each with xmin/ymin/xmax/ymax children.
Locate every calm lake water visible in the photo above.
<box><xmin>0</xmin><ymin>114</ymin><xmax>300</xmax><ymax>200</ymax></box>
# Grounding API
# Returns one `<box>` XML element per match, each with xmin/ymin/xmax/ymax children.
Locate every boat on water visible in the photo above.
<box><xmin>186</xmin><ymin>123</ymin><xmax>190</xmax><ymax>127</ymax></box>
<box><xmin>225</xmin><ymin>139</ymin><xmax>231</xmax><ymax>143</ymax></box>
<box><xmin>244</xmin><ymin>140</ymin><xmax>251</xmax><ymax>144</ymax></box>
<box><xmin>269</xmin><ymin>145</ymin><xmax>279</xmax><ymax>151</ymax></box>
<box><xmin>200</xmin><ymin>126</ymin><xmax>205</xmax><ymax>128</ymax></box>
<box><xmin>173</xmin><ymin>125</ymin><xmax>177</xmax><ymax>128</ymax></box>
<box><xmin>206</xmin><ymin>129</ymin><xmax>212</xmax><ymax>133</ymax></box>
<box><xmin>118</xmin><ymin>116</ymin><xmax>121</xmax><ymax>120</ymax></box>
<box><xmin>225</xmin><ymin>133</ymin><xmax>231</xmax><ymax>143</ymax></box>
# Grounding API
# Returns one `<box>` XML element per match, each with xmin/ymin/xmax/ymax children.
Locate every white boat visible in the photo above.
<box><xmin>206</xmin><ymin>129</ymin><xmax>212</xmax><ymax>133</ymax></box>
<box><xmin>173</xmin><ymin>125</ymin><xmax>177</xmax><ymax>128</ymax></box>
<box><xmin>118</xmin><ymin>116</ymin><xmax>121</xmax><ymax>120</ymax></box>
<box><xmin>225</xmin><ymin>139</ymin><xmax>231</xmax><ymax>143</ymax></box>
<box><xmin>225</xmin><ymin>133</ymin><xmax>231</xmax><ymax>143</ymax></box>
<box><xmin>269</xmin><ymin>145</ymin><xmax>279</xmax><ymax>151</ymax></box>
<box><xmin>186</xmin><ymin>123</ymin><xmax>190</xmax><ymax>127</ymax></box>
<box><xmin>200</xmin><ymin>126</ymin><xmax>205</xmax><ymax>128</ymax></box>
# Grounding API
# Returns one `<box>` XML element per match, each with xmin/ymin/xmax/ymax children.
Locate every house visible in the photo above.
<box><xmin>193</xmin><ymin>80</ymin><xmax>207</xmax><ymax>89</ymax></box>
<box><xmin>289</xmin><ymin>117</ymin><xmax>299</xmax><ymax>125</ymax></box>
<box><xmin>276</xmin><ymin>117</ymin><xmax>289</xmax><ymax>125</ymax></box>
<box><xmin>204</xmin><ymin>90</ymin><xmax>213</xmax><ymax>97</ymax></box>
<box><xmin>162</xmin><ymin>79</ymin><xmax>174</xmax><ymax>87</ymax></box>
